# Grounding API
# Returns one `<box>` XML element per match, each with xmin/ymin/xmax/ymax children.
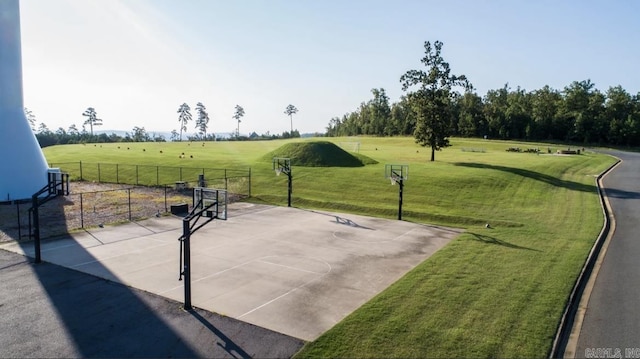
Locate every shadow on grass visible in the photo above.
<box><xmin>453</xmin><ymin>162</ymin><xmax>597</xmax><ymax>193</ymax></box>
<box><xmin>470</xmin><ymin>232</ymin><xmax>541</xmax><ymax>252</ymax></box>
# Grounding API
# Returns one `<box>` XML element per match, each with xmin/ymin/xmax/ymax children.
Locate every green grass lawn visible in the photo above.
<box><xmin>43</xmin><ymin>137</ymin><xmax>615</xmax><ymax>358</ymax></box>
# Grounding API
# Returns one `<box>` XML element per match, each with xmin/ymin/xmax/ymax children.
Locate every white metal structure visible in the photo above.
<box><xmin>0</xmin><ymin>0</ymin><xmax>49</xmax><ymax>201</ymax></box>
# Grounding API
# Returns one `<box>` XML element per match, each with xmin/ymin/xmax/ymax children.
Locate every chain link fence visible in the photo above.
<box><xmin>0</xmin><ymin>185</ymin><xmax>196</xmax><ymax>241</ymax></box>
<box><xmin>1</xmin><ymin>162</ymin><xmax>251</xmax><ymax>242</ymax></box>
<box><xmin>48</xmin><ymin>161</ymin><xmax>251</xmax><ymax>197</ymax></box>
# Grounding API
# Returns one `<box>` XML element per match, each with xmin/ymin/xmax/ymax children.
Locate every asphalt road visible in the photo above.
<box><xmin>576</xmin><ymin>150</ymin><xmax>640</xmax><ymax>355</ymax></box>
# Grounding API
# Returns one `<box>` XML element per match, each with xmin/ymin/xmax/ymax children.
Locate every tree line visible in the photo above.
<box><xmin>29</xmin><ymin>102</ymin><xmax>303</xmax><ymax>147</ymax></box>
<box><xmin>326</xmin><ymin>44</ymin><xmax>640</xmax><ymax>151</ymax></box>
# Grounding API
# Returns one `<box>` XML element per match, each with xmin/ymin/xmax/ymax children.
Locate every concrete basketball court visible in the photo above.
<box><xmin>0</xmin><ymin>203</ymin><xmax>462</xmax><ymax>341</ymax></box>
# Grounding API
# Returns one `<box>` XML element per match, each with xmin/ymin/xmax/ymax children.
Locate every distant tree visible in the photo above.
<box><xmin>37</xmin><ymin>122</ymin><xmax>51</xmax><ymax>134</ymax></box>
<box><xmin>605</xmin><ymin>85</ymin><xmax>635</xmax><ymax>145</ymax></box>
<box><xmin>284</xmin><ymin>104</ymin><xmax>298</xmax><ymax>133</ymax></box>
<box><xmin>530</xmin><ymin>85</ymin><xmax>562</xmax><ymax>140</ymax></box>
<box><xmin>560</xmin><ymin>80</ymin><xmax>606</xmax><ymax>143</ymax></box>
<box><xmin>170</xmin><ymin>129</ymin><xmax>179</xmax><ymax>142</ymax></box>
<box><xmin>390</xmin><ymin>96</ymin><xmax>417</xmax><ymax>135</ymax></box>
<box><xmin>455</xmin><ymin>91</ymin><xmax>485</xmax><ymax>137</ymax></box>
<box><xmin>505</xmin><ymin>86</ymin><xmax>532</xmax><ymax>139</ymax></box>
<box><xmin>195</xmin><ymin>102</ymin><xmax>210</xmax><ymax>139</ymax></box>
<box><xmin>177</xmin><ymin>103</ymin><xmax>191</xmax><ymax>141</ymax></box>
<box><xmin>24</xmin><ymin>107</ymin><xmax>36</xmax><ymax>131</ymax></box>
<box><xmin>233</xmin><ymin>105</ymin><xmax>245</xmax><ymax>137</ymax></box>
<box><xmin>132</xmin><ymin>126</ymin><xmax>149</xmax><ymax>142</ymax></box>
<box><xmin>82</xmin><ymin>107</ymin><xmax>102</xmax><ymax>136</ymax></box>
<box><xmin>68</xmin><ymin>124</ymin><xmax>80</xmax><ymax>136</ymax></box>
<box><xmin>368</xmin><ymin>89</ymin><xmax>391</xmax><ymax>135</ymax></box>
<box><xmin>401</xmin><ymin>40</ymin><xmax>472</xmax><ymax>161</ymax></box>
<box><xmin>483</xmin><ymin>85</ymin><xmax>510</xmax><ymax>139</ymax></box>
<box><xmin>325</xmin><ymin>117</ymin><xmax>341</xmax><ymax>137</ymax></box>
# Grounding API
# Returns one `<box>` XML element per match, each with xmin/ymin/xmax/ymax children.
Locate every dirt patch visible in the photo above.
<box><xmin>0</xmin><ymin>181</ymin><xmax>242</xmax><ymax>243</ymax></box>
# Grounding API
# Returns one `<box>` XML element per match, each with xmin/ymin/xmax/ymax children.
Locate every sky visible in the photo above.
<box><xmin>17</xmin><ymin>0</ymin><xmax>640</xmax><ymax>137</ymax></box>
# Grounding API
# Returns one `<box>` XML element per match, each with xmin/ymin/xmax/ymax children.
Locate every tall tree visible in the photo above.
<box><xmin>455</xmin><ymin>91</ymin><xmax>485</xmax><ymax>137</ymax></box>
<box><xmin>483</xmin><ymin>85</ymin><xmax>509</xmax><ymax>139</ymax></box>
<box><xmin>233</xmin><ymin>105</ymin><xmax>245</xmax><ymax>137</ymax></box>
<box><xmin>177</xmin><ymin>103</ymin><xmax>191</xmax><ymax>141</ymax></box>
<box><xmin>605</xmin><ymin>86</ymin><xmax>633</xmax><ymax>145</ymax></box>
<box><xmin>368</xmin><ymin>88</ymin><xmax>391</xmax><ymax>135</ymax></box>
<box><xmin>37</xmin><ymin>122</ymin><xmax>51</xmax><ymax>135</ymax></box>
<box><xmin>131</xmin><ymin>126</ymin><xmax>149</xmax><ymax>142</ymax></box>
<box><xmin>284</xmin><ymin>104</ymin><xmax>298</xmax><ymax>133</ymax></box>
<box><xmin>170</xmin><ymin>129</ymin><xmax>179</xmax><ymax>142</ymax></box>
<box><xmin>67</xmin><ymin>124</ymin><xmax>79</xmax><ymax>136</ymax></box>
<box><xmin>530</xmin><ymin>85</ymin><xmax>562</xmax><ymax>140</ymax></box>
<box><xmin>24</xmin><ymin>107</ymin><xmax>36</xmax><ymax>131</ymax></box>
<box><xmin>505</xmin><ymin>86</ymin><xmax>532</xmax><ymax>139</ymax></box>
<box><xmin>400</xmin><ymin>40</ymin><xmax>472</xmax><ymax>161</ymax></box>
<box><xmin>195</xmin><ymin>102</ymin><xmax>210</xmax><ymax>139</ymax></box>
<box><xmin>82</xmin><ymin>107</ymin><xmax>102</xmax><ymax>136</ymax></box>
<box><xmin>561</xmin><ymin>80</ymin><xmax>605</xmax><ymax>143</ymax></box>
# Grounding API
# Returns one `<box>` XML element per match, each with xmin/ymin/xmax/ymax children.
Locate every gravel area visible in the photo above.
<box><xmin>0</xmin><ymin>181</ymin><xmax>240</xmax><ymax>243</ymax></box>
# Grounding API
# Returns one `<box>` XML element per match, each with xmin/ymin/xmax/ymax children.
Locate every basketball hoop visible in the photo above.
<box><xmin>384</xmin><ymin>164</ymin><xmax>408</xmax><ymax>220</ymax></box>
<box><xmin>272</xmin><ymin>157</ymin><xmax>293</xmax><ymax>207</ymax></box>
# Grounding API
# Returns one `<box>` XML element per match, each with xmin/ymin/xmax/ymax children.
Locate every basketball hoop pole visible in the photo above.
<box><xmin>178</xmin><ymin>188</ymin><xmax>227</xmax><ymax>311</ymax></box>
<box><xmin>397</xmin><ymin>177</ymin><xmax>404</xmax><ymax>220</ymax></box>
<box><xmin>273</xmin><ymin>158</ymin><xmax>292</xmax><ymax>207</ymax></box>
<box><xmin>181</xmin><ymin>219</ymin><xmax>192</xmax><ymax>310</ymax></box>
<box><xmin>386</xmin><ymin>164</ymin><xmax>407</xmax><ymax>221</ymax></box>
<box><xmin>392</xmin><ymin>171</ymin><xmax>404</xmax><ymax>220</ymax></box>
<box><xmin>286</xmin><ymin>169</ymin><xmax>292</xmax><ymax>207</ymax></box>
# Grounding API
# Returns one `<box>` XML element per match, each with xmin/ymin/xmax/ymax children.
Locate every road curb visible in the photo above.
<box><xmin>548</xmin><ymin>157</ymin><xmax>621</xmax><ymax>358</ymax></box>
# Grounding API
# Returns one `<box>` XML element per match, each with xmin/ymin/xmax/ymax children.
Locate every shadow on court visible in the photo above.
<box><xmin>0</xmin><ymin>194</ymin><xmax>304</xmax><ymax>358</ymax></box>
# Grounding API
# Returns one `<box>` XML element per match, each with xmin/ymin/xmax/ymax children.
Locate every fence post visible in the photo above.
<box><xmin>32</xmin><ymin>195</ymin><xmax>41</xmax><ymax>263</ymax></box>
<box><xmin>128</xmin><ymin>189</ymin><xmax>132</xmax><ymax>221</ymax></box>
<box><xmin>157</xmin><ymin>166</ymin><xmax>159</xmax><ymax>186</ymax></box>
<box><xmin>79</xmin><ymin>161</ymin><xmax>83</xmax><ymax>181</ymax></box>
<box><xmin>224</xmin><ymin>169</ymin><xmax>228</xmax><ymax>191</ymax></box>
<box><xmin>248</xmin><ymin>167</ymin><xmax>251</xmax><ymax>197</ymax></box>
<box><xmin>80</xmin><ymin>193</ymin><xmax>84</xmax><ymax>228</ymax></box>
<box><xmin>164</xmin><ymin>185</ymin><xmax>168</xmax><ymax>212</ymax></box>
<box><xmin>180</xmin><ymin>167</ymin><xmax>183</xmax><ymax>182</ymax></box>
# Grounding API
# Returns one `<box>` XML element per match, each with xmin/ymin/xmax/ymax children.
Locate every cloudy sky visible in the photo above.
<box><xmin>18</xmin><ymin>0</ymin><xmax>640</xmax><ymax>136</ymax></box>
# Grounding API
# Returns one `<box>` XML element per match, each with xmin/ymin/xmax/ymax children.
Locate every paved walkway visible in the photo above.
<box><xmin>1</xmin><ymin>203</ymin><xmax>461</xmax><ymax>357</ymax></box>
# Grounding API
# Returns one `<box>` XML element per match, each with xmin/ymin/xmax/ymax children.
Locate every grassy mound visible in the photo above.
<box><xmin>264</xmin><ymin>141</ymin><xmax>377</xmax><ymax>167</ymax></box>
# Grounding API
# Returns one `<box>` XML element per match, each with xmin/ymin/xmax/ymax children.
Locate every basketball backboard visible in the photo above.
<box><xmin>385</xmin><ymin>164</ymin><xmax>408</xmax><ymax>185</ymax></box>
<box><xmin>193</xmin><ymin>187</ymin><xmax>227</xmax><ymax>220</ymax></box>
<box><xmin>273</xmin><ymin>157</ymin><xmax>291</xmax><ymax>176</ymax></box>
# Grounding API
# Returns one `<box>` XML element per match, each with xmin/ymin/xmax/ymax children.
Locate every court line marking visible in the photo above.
<box><xmin>257</xmin><ymin>259</ymin><xmax>328</xmax><ymax>275</ymax></box>
<box><xmin>238</xmin><ymin>259</ymin><xmax>332</xmax><ymax>319</ymax></box>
